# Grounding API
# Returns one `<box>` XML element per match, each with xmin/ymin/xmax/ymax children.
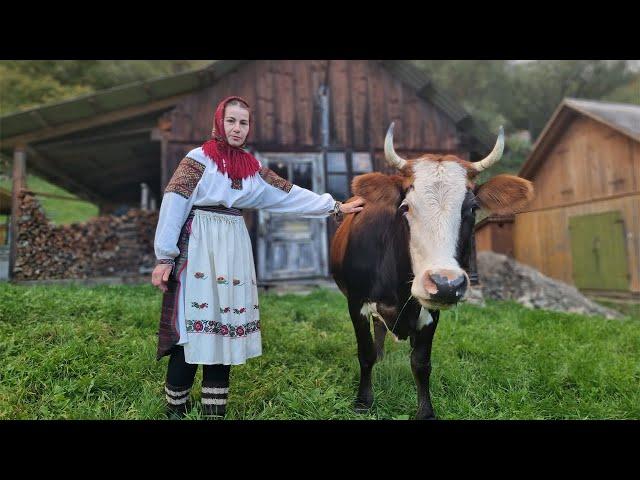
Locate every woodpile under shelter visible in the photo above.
<box><xmin>0</xmin><ymin>60</ymin><xmax>494</xmax><ymax>283</ymax></box>
<box><xmin>514</xmin><ymin>98</ymin><xmax>639</xmax><ymax>300</ymax></box>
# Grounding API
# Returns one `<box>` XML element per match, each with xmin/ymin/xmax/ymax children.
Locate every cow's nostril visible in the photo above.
<box><xmin>428</xmin><ymin>272</ymin><xmax>468</xmax><ymax>304</ymax></box>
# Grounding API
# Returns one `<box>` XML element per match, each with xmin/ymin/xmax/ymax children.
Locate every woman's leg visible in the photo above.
<box><xmin>165</xmin><ymin>345</ymin><xmax>198</xmax><ymax>418</ymax></box>
<box><xmin>201</xmin><ymin>364</ymin><xmax>231</xmax><ymax>417</ymax></box>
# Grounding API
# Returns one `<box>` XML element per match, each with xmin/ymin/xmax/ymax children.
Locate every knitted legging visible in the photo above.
<box><xmin>165</xmin><ymin>345</ymin><xmax>230</xmax><ymax>415</ymax></box>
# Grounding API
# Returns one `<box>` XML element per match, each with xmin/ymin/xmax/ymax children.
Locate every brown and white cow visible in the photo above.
<box><xmin>330</xmin><ymin>123</ymin><xmax>534</xmax><ymax>419</ymax></box>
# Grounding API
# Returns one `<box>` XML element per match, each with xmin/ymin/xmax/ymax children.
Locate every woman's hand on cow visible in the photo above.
<box><xmin>151</xmin><ymin>264</ymin><xmax>173</xmax><ymax>293</ymax></box>
<box><xmin>340</xmin><ymin>196</ymin><xmax>365</xmax><ymax>214</ymax></box>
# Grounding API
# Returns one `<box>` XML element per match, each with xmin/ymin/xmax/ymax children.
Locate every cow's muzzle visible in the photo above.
<box><xmin>419</xmin><ymin>269</ymin><xmax>469</xmax><ymax>308</ymax></box>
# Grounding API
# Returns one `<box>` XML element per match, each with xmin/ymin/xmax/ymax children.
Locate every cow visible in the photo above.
<box><xmin>330</xmin><ymin>123</ymin><xmax>534</xmax><ymax>419</ymax></box>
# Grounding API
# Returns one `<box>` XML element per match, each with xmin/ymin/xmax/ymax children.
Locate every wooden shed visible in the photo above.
<box><xmin>475</xmin><ymin>214</ymin><xmax>515</xmax><ymax>257</ymax></box>
<box><xmin>515</xmin><ymin>98</ymin><xmax>640</xmax><ymax>299</ymax></box>
<box><xmin>0</xmin><ymin>60</ymin><xmax>493</xmax><ymax>283</ymax></box>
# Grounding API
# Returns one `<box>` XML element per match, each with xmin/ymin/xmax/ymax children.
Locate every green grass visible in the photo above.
<box><xmin>0</xmin><ymin>174</ymin><xmax>98</xmax><ymax>225</ymax></box>
<box><xmin>0</xmin><ymin>284</ymin><xmax>638</xmax><ymax>420</ymax></box>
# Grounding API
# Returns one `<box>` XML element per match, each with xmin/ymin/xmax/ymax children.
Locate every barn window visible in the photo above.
<box><xmin>352</xmin><ymin>152</ymin><xmax>372</xmax><ymax>173</ymax></box>
<box><xmin>326</xmin><ymin>151</ymin><xmax>373</xmax><ymax>200</ymax></box>
<box><xmin>327</xmin><ymin>152</ymin><xmax>349</xmax><ymax>199</ymax></box>
<box><xmin>327</xmin><ymin>175</ymin><xmax>350</xmax><ymax>199</ymax></box>
<box><xmin>327</xmin><ymin>152</ymin><xmax>347</xmax><ymax>173</ymax></box>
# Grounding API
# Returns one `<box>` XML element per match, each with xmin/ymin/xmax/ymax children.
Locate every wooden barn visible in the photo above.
<box><xmin>514</xmin><ymin>98</ymin><xmax>640</xmax><ymax>300</ymax></box>
<box><xmin>474</xmin><ymin>214</ymin><xmax>515</xmax><ymax>257</ymax></box>
<box><xmin>0</xmin><ymin>60</ymin><xmax>494</xmax><ymax>283</ymax></box>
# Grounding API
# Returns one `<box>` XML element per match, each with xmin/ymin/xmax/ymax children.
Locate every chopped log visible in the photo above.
<box><xmin>14</xmin><ymin>191</ymin><xmax>159</xmax><ymax>280</ymax></box>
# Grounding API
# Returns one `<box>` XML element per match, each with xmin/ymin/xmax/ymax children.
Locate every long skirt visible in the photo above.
<box><xmin>157</xmin><ymin>206</ymin><xmax>261</xmax><ymax>365</ymax></box>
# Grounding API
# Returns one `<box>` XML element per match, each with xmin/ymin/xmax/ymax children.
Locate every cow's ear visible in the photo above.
<box><xmin>391</xmin><ymin>175</ymin><xmax>414</xmax><ymax>194</ymax></box>
<box><xmin>475</xmin><ymin>174</ymin><xmax>534</xmax><ymax>215</ymax></box>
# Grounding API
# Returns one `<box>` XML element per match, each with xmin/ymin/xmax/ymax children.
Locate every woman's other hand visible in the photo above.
<box><xmin>151</xmin><ymin>264</ymin><xmax>173</xmax><ymax>293</ymax></box>
<box><xmin>340</xmin><ymin>196</ymin><xmax>365</xmax><ymax>214</ymax></box>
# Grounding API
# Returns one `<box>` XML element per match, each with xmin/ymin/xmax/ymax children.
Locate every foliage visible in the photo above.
<box><xmin>0</xmin><ymin>63</ymin><xmax>91</xmax><ymax>116</ymax></box>
<box><xmin>603</xmin><ymin>74</ymin><xmax>640</xmax><ymax>105</ymax></box>
<box><xmin>413</xmin><ymin>60</ymin><xmax>635</xmax><ymax>141</ymax></box>
<box><xmin>0</xmin><ymin>60</ymin><xmax>212</xmax><ymax>116</ymax></box>
<box><xmin>413</xmin><ymin>60</ymin><xmax>511</xmax><ymax>133</ymax></box>
<box><xmin>502</xmin><ymin>60</ymin><xmax>633</xmax><ymax>139</ymax></box>
<box><xmin>0</xmin><ymin>285</ymin><xmax>638</xmax><ymax>420</ymax></box>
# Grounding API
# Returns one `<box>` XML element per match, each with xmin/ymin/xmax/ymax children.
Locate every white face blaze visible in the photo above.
<box><xmin>404</xmin><ymin>160</ymin><xmax>469</xmax><ymax>307</ymax></box>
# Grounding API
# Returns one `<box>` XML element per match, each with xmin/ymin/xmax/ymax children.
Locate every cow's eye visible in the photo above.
<box><xmin>399</xmin><ymin>200</ymin><xmax>409</xmax><ymax>215</ymax></box>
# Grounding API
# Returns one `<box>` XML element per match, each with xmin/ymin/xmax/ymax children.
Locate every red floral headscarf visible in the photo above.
<box><xmin>201</xmin><ymin>96</ymin><xmax>261</xmax><ymax>180</ymax></box>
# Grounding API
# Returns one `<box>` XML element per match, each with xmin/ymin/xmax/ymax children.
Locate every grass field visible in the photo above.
<box><xmin>0</xmin><ymin>283</ymin><xmax>638</xmax><ymax>420</ymax></box>
<box><xmin>0</xmin><ymin>174</ymin><xmax>98</xmax><ymax>226</ymax></box>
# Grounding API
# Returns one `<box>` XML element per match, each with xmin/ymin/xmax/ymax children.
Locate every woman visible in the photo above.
<box><xmin>151</xmin><ymin>96</ymin><xmax>365</xmax><ymax>419</ymax></box>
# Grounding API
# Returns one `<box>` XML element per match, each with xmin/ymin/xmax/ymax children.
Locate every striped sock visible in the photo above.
<box><xmin>201</xmin><ymin>384</ymin><xmax>229</xmax><ymax>417</ymax></box>
<box><xmin>165</xmin><ymin>383</ymin><xmax>192</xmax><ymax>417</ymax></box>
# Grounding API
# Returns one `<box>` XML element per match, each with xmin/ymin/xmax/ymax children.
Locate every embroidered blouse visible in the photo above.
<box><xmin>154</xmin><ymin>147</ymin><xmax>337</xmax><ymax>262</ymax></box>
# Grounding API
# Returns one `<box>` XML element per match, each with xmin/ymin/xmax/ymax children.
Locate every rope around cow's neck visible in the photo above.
<box><xmin>390</xmin><ymin>292</ymin><xmax>414</xmax><ymax>335</ymax></box>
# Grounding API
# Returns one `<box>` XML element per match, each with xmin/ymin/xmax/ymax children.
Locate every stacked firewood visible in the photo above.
<box><xmin>13</xmin><ymin>191</ymin><xmax>159</xmax><ymax>280</ymax></box>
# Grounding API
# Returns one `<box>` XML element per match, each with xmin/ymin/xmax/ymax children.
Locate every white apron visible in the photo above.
<box><xmin>182</xmin><ymin>209</ymin><xmax>262</xmax><ymax>365</ymax></box>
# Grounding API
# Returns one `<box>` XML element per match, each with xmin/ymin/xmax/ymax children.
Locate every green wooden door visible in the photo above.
<box><xmin>569</xmin><ymin>211</ymin><xmax>630</xmax><ymax>291</ymax></box>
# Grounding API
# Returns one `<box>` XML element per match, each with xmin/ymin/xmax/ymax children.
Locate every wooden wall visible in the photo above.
<box><xmin>526</xmin><ymin>116</ymin><xmax>639</xmax><ymax>211</ymax></box>
<box><xmin>162</xmin><ymin>60</ymin><xmax>468</xmax><ymax>179</ymax></box>
<box><xmin>514</xmin><ymin>194</ymin><xmax>639</xmax><ymax>294</ymax></box>
<box><xmin>476</xmin><ymin>220</ymin><xmax>514</xmax><ymax>257</ymax></box>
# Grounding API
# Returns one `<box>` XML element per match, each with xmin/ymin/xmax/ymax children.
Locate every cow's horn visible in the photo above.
<box><xmin>471</xmin><ymin>126</ymin><xmax>505</xmax><ymax>172</ymax></box>
<box><xmin>384</xmin><ymin>122</ymin><xmax>407</xmax><ymax>170</ymax></box>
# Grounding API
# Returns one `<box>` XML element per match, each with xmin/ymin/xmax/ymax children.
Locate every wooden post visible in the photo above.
<box><xmin>160</xmin><ymin>135</ymin><xmax>169</xmax><ymax>193</ymax></box>
<box><xmin>9</xmin><ymin>146</ymin><xmax>26</xmax><ymax>280</ymax></box>
<box><xmin>153</xmin><ymin>115</ymin><xmax>172</xmax><ymax>193</ymax></box>
<box><xmin>140</xmin><ymin>183</ymin><xmax>150</xmax><ymax>211</ymax></box>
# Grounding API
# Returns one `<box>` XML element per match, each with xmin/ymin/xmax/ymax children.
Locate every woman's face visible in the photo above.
<box><xmin>223</xmin><ymin>104</ymin><xmax>250</xmax><ymax>147</ymax></box>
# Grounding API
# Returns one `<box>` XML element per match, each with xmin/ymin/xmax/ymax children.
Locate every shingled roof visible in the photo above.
<box><xmin>0</xmin><ymin>60</ymin><xmax>493</xmax><ymax>150</ymax></box>
<box><xmin>520</xmin><ymin>98</ymin><xmax>640</xmax><ymax>179</ymax></box>
<box><xmin>564</xmin><ymin>98</ymin><xmax>640</xmax><ymax>140</ymax></box>
<box><xmin>0</xmin><ymin>61</ymin><xmax>495</xmax><ymax>205</ymax></box>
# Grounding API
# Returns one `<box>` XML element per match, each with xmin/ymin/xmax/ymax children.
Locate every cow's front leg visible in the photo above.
<box><xmin>373</xmin><ymin>319</ymin><xmax>387</xmax><ymax>361</ymax></box>
<box><xmin>410</xmin><ymin>309</ymin><xmax>439</xmax><ymax>420</ymax></box>
<box><xmin>349</xmin><ymin>299</ymin><xmax>377</xmax><ymax>413</ymax></box>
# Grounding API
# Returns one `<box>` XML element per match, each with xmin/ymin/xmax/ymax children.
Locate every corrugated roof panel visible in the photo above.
<box><xmin>150</xmin><ymin>73</ymin><xmax>202</xmax><ymax>98</ymax></box>
<box><xmin>566</xmin><ymin>98</ymin><xmax>640</xmax><ymax>138</ymax></box>
<box><xmin>0</xmin><ymin>64</ymin><xmax>220</xmax><ymax>143</ymax></box>
<box><xmin>37</xmin><ymin>100</ymin><xmax>97</xmax><ymax>124</ymax></box>
<box><xmin>0</xmin><ymin>113</ymin><xmax>37</xmax><ymax>138</ymax></box>
<box><xmin>94</xmin><ymin>85</ymin><xmax>150</xmax><ymax>111</ymax></box>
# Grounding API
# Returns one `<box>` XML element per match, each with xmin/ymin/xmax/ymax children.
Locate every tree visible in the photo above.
<box><xmin>0</xmin><ymin>60</ymin><xmax>212</xmax><ymax>116</ymax></box>
<box><xmin>603</xmin><ymin>73</ymin><xmax>640</xmax><ymax>105</ymax></box>
<box><xmin>413</xmin><ymin>60</ymin><xmax>635</xmax><ymax>142</ymax></box>
<box><xmin>412</xmin><ymin>60</ymin><xmax>512</xmax><ymax>132</ymax></box>
<box><xmin>500</xmin><ymin>60</ymin><xmax>633</xmax><ymax>139</ymax></box>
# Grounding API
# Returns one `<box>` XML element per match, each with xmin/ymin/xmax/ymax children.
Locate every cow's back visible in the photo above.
<box><xmin>331</xmin><ymin>201</ymin><xmax>412</xmax><ymax>303</ymax></box>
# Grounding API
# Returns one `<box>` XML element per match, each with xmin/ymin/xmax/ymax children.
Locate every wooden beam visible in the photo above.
<box><xmin>23</xmin><ymin>146</ymin><xmax>106</xmax><ymax>205</ymax></box>
<box><xmin>2</xmin><ymin>93</ymin><xmax>187</xmax><ymax>149</ymax></box>
<box><xmin>86</xmin><ymin>98</ymin><xmax>103</xmax><ymax>115</ymax></box>
<box><xmin>37</xmin><ymin>127</ymin><xmax>153</xmax><ymax>149</ymax></box>
<box><xmin>29</xmin><ymin>110</ymin><xmax>50</xmax><ymax>128</ymax></box>
<box><xmin>160</xmin><ymin>133</ymin><xmax>170</xmax><ymax>192</ymax></box>
<box><xmin>82</xmin><ymin>154</ymin><xmax>157</xmax><ymax>184</ymax></box>
<box><xmin>143</xmin><ymin>84</ymin><xmax>155</xmax><ymax>102</ymax></box>
<box><xmin>9</xmin><ymin>146</ymin><xmax>26</xmax><ymax>280</ymax></box>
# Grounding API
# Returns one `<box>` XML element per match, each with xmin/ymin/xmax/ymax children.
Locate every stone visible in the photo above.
<box><xmin>477</xmin><ymin>251</ymin><xmax>622</xmax><ymax>319</ymax></box>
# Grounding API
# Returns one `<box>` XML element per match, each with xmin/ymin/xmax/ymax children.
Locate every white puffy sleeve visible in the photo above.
<box><xmin>154</xmin><ymin>155</ymin><xmax>206</xmax><ymax>264</ymax></box>
<box><xmin>254</xmin><ymin>165</ymin><xmax>337</xmax><ymax>218</ymax></box>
